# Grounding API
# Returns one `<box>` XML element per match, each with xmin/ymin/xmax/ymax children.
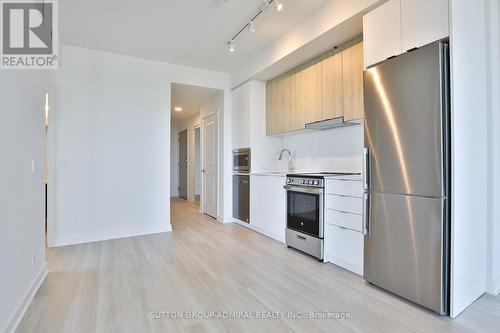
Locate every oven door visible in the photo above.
<box><xmin>284</xmin><ymin>185</ymin><xmax>324</xmax><ymax>238</ymax></box>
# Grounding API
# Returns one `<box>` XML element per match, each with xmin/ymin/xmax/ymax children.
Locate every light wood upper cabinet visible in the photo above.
<box><xmin>267</xmin><ymin>74</ymin><xmax>294</xmax><ymax>135</ymax></box>
<box><xmin>363</xmin><ymin>0</ymin><xmax>402</xmax><ymax>68</ymax></box>
<box><xmin>266</xmin><ymin>39</ymin><xmax>365</xmax><ymax>136</ymax></box>
<box><xmin>288</xmin><ymin>72</ymin><xmax>304</xmax><ymax>131</ymax></box>
<box><xmin>342</xmin><ymin>41</ymin><xmax>364</xmax><ymax>121</ymax></box>
<box><xmin>297</xmin><ymin>61</ymin><xmax>323</xmax><ymax>125</ymax></box>
<box><xmin>322</xmin><ymin>51</ymin><xmax>343</xmax><ymax>120</ymax></box>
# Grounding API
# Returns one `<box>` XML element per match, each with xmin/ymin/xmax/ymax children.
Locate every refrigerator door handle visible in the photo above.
<box><xmin>363</xmin><ymin>148</ymin><xmax>370</xmax><ymax>190</ymax></box>
<box><xmin>362</xmin><ymin>191</ymin><xmax>370</xmax><ymax>235</ymax></box>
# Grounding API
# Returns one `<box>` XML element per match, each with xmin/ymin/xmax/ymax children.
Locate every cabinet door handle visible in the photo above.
<box><xmin>333</xmin><ymin>209</ymin><xmax>351</xmax><ymax>215</ymax></box>
<box><xmin>363</xmin><ymin>148</ymin><xmax>370</xmax><ymax>191</ymax></box>
<box><xmin>362</xmin><ymin>192</ymin><xmax>370</xmax><ymax>236</ymax></box>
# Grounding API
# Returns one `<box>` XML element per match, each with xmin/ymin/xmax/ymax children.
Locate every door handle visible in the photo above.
<box><xmin>201</xmin><ymin>169</ymin><xmax>205</xmax><ymax>173</ymax></box>
<box><xmin>362</xmin><ymin>192</ymin><xmax>370</xmax><ymax>236</ymax></box>
<box><xmin>296</xmin><ymin>235</ymin><xmax>306</xmax><ymax>241</ymax></box>
<box><xmin>363</xmin><ymin>148</ymin><xmax>370</xmax><ymax>191</ymax></box>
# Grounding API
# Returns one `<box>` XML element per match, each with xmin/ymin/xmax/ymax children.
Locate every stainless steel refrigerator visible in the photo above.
<box><xmin>362</xmin><ymin>41</ymin><xmax>450</xmax><ymax>315</ymax></box>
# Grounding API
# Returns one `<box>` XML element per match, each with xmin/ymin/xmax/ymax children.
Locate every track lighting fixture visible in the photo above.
<box><xmin>226</xmin><ymin>0</ymin><xmax>284</xmax><ymax>53</ymax></box>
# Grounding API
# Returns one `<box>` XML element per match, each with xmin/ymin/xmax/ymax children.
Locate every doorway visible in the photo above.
<box><xmin>201</xmin><ymin>112</ymin><xmax>218</xmax><ymax>218</ymax></box>
<box><xmin>170</xmin><ymin>83</ymin><xmax>222</xmax><ymax>218</ymax></box>
<box><xmin>178</xmin><ymin>129</ymin><xmax>188</xmax><ymax>200</ymax></box>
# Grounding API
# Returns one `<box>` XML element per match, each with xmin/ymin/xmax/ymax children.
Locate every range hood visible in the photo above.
<box><xmin>305</xmin><ymin>116</ymin><xmax>360</xmax><ymax>130</ymax></box>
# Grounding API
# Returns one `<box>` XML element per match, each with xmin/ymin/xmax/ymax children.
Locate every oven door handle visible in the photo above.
<box><xmin>283</xmin><ymin>185</ymin><xmax>323</xmax><ymax>195</ymax></box>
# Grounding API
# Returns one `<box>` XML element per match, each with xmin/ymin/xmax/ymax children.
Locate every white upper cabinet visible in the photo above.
<box><xmin>401</xmin><ymin>0</ymin><xmax>449</xmax><ymax>52</ymax></box>
<box><xmin>363</xmin><ymin>0</ymin><xmax>450</xmax><ymax>68</ymax></box>
<box><xmin>363</xmin><ymin>0</ymin><xmax>402</xmax><ymax>68</ymax></box>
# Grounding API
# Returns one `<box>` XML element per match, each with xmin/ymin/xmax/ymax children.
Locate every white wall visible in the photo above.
<box><xmin>51</xmin><ymin>46</ymin><xmax>231</xmax><ymax>246</ymax></box>
<box><xmin>52</xmin><ymin>46</ymin><xmax>172</xmax><ymax>246</ymax></box>
<box><xmin>0</xmin><ymin>71</ymin><xmax>49</xmax><ymax>332</ymax></box>
<box><xmin>449</xmin><ymin>0</ymin><xmax>489</xmax><ymax>318</ymax></box>
<box><xmin>486</xmin><ymin>0</ymin><xmax>500</xmax><ymax>296</ymax></box>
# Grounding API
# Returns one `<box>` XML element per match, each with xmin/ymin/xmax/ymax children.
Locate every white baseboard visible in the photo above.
<box><xmin>325</xmin><ymin>255</ymin><xmax>363</xmax><ymax>276</ymax></box>
<box><xmin>5</xmin><ymin>263</ymin><xmax>48</xmax><ymax>333</ymax></box>
<box><xmin>217</xmin><ymin>216</ymin><xmax>234</xmax><ymax>224</ymax></box>
<box><xmin>233</xmin><ymin>219</ymin><xmax>285</xmax><ymax>243</ymax></box>
<box><xmin>486</xmin><ymin>275</ymin><xmax>500</xmax><ymax>296</ymax></box>
<box><xmin>52</xmin><ymin>224</ymin><xmax>172</xmax><ymax>248</ymax></box>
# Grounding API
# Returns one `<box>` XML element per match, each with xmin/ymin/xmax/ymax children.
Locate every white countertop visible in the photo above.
<box><xmin>233</xmin><ymin>172</ymin><xmax>251</xmax><ymax>176</ymax></box>
<box><xmin>238</xmin><ymin>172</ymin><xmax>362</xmax><ymax>180</ymax></box>
<box><xmin>324</xmin><ymin>174</ymin><xmax>363</xmax><ymax>181</ymax></box>
<box><xmin>250</xmin><ymin>171</ymin><xmax>287</xmax><ymax>177</ymax></box>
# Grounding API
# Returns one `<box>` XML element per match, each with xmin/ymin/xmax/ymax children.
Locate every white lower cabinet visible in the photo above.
<box><xmin>249</xmin><ymin>175</ymin><xmax>286</xmax><ymax>243</ymax></box>
<box><xmin>325</xmin><ymin>208</ymin><xmax>363</xmax><ymax>232</ymax></box>
<box><xmin>324</xmin><ymin>177</ymin><xmax>364</xmax><ymax>275</ymax></box>
<box><xmin>324</xmin><ymin>224</ymin><xmax>364</xmax><ymax>275</ymax></box>
<box><xmin>326</xmin><ymin>194</ymin><xmax>363</xmax><ymax>215</ymax></box>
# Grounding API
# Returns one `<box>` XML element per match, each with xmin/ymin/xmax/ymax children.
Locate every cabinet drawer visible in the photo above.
<box><xmin>325</xmin><ymin>194</ymin><xmax>362</xmax><ymax>215</ymax></box>
<box><xmin>325</xmin><ymin>179</ymin><xmax>363</xmax><ymax>197</ymax></box>
<box><xmin>324</xmin><ymin>224</ymin><xmax>364</xmax><ymax>275</ymax></box>
<box><xmin>325</xmin><ymin>209</ymin><xmax>363</xmax><ymax>232</ymax></box>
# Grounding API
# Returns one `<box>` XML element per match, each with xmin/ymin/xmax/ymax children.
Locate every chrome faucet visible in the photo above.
<box><xmin>279</xmin><ymin>149</ymin><xmax>294</xmax><ymax>172</ymax></box>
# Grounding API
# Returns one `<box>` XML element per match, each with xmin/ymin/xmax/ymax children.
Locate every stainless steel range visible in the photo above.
<box><xmin>284</xmin><ymin>173</ymin><xmax>355</xmax><ymax>261</ymax></box>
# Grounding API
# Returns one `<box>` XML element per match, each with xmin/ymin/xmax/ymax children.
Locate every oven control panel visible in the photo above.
<box><xmin>286</xmin><ymin>177</ymin><xmax>324</xmax><ymax>188</ymax></box>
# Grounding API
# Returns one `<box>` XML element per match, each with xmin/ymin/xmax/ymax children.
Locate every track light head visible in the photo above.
<box><xmin>228</xmin><ymin>40</ymin><xmax>235</xmax><ymax>53</ymax></box>
<box><xmin>274</xmin><ymin>0</ymin><xmax>283</xmax><ymax>11</ymax></box>
<box><xmin>248</xmin><ymin>21</ymin><xmax>255</xmax><ymax>33</ymax></box>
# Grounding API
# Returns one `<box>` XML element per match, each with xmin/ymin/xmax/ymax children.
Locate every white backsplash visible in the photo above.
<box><xmin>280</xmin><ymin>122</ymin><xmax>364</xmax><ymax>173</ymax></box>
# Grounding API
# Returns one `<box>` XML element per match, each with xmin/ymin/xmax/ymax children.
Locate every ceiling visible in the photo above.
<box><xmin>60</xmin><ymin>0</ymin><xmax>331</xmax><ymax>73</ymax></box>
<box><xmin>171</xmin><ymin>83</ymin><xmax>221</xmax><ymax>123</ymax></box>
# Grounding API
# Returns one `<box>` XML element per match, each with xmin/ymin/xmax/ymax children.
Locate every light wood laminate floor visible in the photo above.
<box><xmin>17</xmin><ymin>199</ymin><xmax>500</xmax><ymax>333</ymax></box>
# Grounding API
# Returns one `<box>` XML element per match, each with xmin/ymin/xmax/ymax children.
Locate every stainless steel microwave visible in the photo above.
<box><xmin>233</xmin><ymin>148</ymin><xmax>251</xmax><ymax>173</ymax></box>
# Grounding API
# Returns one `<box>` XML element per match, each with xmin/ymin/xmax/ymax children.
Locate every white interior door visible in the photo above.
<box><xmin>202</xmin><ymin>113</ymin><xmax>218</xmax><ymax>218</ymax></box>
